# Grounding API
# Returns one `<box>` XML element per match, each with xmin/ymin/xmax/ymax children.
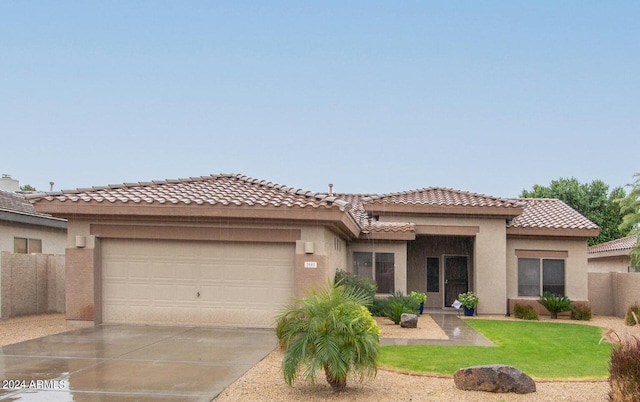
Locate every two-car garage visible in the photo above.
<box><xmin>101</xmin><ymin>239</ymin><xmax>295</xmax><ymax>327</ymax></box>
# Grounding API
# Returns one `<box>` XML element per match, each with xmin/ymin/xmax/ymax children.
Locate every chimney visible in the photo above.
<box><xmin>0</xmin><ymin>174</ymin><xmax>20</xmax><ymax>192</ymax></box>
<box><xmin>49</xmin><ymin>181</ymin><xmax>55</xmax><ymax>191</ymax></box>
<box><xmin>328</xmin><ymin>183</ymin><xmax>334</xmax><ymax>196</ymax></box>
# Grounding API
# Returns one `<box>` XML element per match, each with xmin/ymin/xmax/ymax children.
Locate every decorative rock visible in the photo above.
<box><xmin>400</xmin><ymin>313</ymin><xmax>418</xmax><ymax>328</ymax></box>
<box><xmin>453</xmin><ymin>365</ymin><xmax>536</xmax><ymax>394</ymax></box>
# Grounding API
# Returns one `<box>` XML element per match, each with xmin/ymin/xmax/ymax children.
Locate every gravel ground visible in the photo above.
<box><xmin>0</xmin><ymin>313</ymin><xmax>78</xmax><ymax>346</ymax></box>
<box><xmin>2</xmin><ymin>313</ymin><xmax>638</xmax><ymax>401</ymax></box>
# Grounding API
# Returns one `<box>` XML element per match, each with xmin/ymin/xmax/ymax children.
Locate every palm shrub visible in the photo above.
<box><xmin>514</xmin><ymin>303</ymin><xmax>539</xmax><ymax>320</ymax></box>
<box><xmin>609</xmin><ymin>336</ymin><xmax>640</xmax><ymax>401</ymax></box>
<box><xmin>624</xmin><ymin>303</ymin><xmax>640</xmax><ymax>326</ymax></box>
<box><xmin>383</xmin><ymin>291</ymin><xmax>420</xmax><ymax>324</ymax></box>
<box><xmin>537</xmin><ymin>292</ymin><xmax>572</xmax><ymax>319</ymax></box>
<box><xmin>275</xmin><ymin>283</ymin><xmax>380</xmax><ymax>392</ymax></box>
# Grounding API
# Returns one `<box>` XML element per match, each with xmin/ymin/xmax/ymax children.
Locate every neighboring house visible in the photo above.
<box><xmin>29</xmin><ymin>174</ymin><xmax>599</xmax><ymax>327</ymax></box>
<box><xmin>587</xmin><ymin>234</ymin><xmax>639</xmax><ymax>273</ymax></box>
<box><xmin>0</xmin><ymin>189</ymin><xmax>67</xmax><ymax>255</ymax></box>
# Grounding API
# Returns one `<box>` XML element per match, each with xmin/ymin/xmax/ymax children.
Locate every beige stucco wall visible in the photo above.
<box><xmin>506</xmin><ymin>237</ymin><xmax>589</xmax><ymax>302</ymax></box>
<box><xmin>347</xmin><ymin>241</ymin><xmax>408</xmax><ymax>296</ymax></box>
<box><xmin>63</xmin><ymin>218</ymin><xmax>346</xmax><ymax>323</ymax></box>
<box><xmin>378</xmin><ymin>215</ymin><xmax>508</xmax><ymax>315</ymax></box>
<box><xmin>589</xmin><ymin>272</ymin><xmax>640</xmax><ymax>317</ymax></box>
<box><xmin>0</xmin><ymin>221</ymin><xmax>66</xmax><ymax>254</ymax></box>
<box><xmin>588</xmin><ymin>256</ymin><xmax>631</xmax><ymax>273</ymax></box>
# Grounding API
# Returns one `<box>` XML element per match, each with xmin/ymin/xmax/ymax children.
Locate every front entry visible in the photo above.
<box><xmin>444</xmin><ymin>256</ymin><xmax>468</xmax><ymax>306</ymax></box>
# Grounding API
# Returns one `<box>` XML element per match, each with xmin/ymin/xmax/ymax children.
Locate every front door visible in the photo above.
<box><xmin>444</xmin><ymin>256</ymin><xmax>468</xmax><ymax>306</ymax></box>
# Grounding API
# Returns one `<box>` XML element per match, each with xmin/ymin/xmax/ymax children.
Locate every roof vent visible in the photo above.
<box><xmin>328</xmin><ymin>183</ymin><xmax>334</xmax><ymax>196</ymax></box>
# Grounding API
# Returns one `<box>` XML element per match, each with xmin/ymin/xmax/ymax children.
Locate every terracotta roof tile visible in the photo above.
<box><xmin>588</xmin><ymin>235</ymin><xmax>638</xmax><ymax>254</ymax></box>
<box><xmin>509</xmin><ymin>199</ymin><xmax>599</xmax><ymax>230</ymax></box>
<box><xmin>28</xmin><ymin>173</ymin><xmax>599</xmax><ymax>235</ymax></box>
<box><xmin>366</xmin><ymin>187</ymin><xmax>523</xmax><ymax>209</ymax></box>
<box><xmin>30</xmin><ymin>174</ymin><xmax>346</xmax><ymax>211</ymax></box>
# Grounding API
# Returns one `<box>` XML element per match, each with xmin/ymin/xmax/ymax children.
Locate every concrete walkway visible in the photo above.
<box><xmin>0</xmin><ymin>325</ymin><xmax>277</xmax><ymax>401</ymax></box>
<box><xmin>381</xmin><ymin>312</ymin><xmax>494</xmax><ymax>346</ymax></box>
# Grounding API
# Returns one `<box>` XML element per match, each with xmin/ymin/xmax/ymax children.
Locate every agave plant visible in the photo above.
<box><xmin>275</xmin><ymin>283</ymin><xmax>380</xmax><ymax>392</ymax></box>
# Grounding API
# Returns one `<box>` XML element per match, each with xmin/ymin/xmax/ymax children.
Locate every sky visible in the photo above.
<box><xmin>1</xmin><ymin>2</ymin><xmax>638</xmax><ymax>198</ymax></box>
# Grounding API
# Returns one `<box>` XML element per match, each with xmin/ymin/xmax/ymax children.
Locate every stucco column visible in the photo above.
<box><xmin>65</xmin><ymin>247</ymin><xmax>96</xmax><ymax>322</ymax></box>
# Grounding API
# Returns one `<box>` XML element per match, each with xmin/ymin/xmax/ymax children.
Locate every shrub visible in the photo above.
<box><xmin>624</xmin><ymin>304</ymin><xmax>640</xmax><ymax>326</ymax></box>
<box><xmin>537</xmin><ymin>292</ymin><xmax>572</xmax><ymax>319</ymax></box>
<box><xmin>609</xmin><ymin>336</ymin><xmax>640</xmax><ymax>401</ymax></box>
<box><xmin>370</xmin><ymin>297</ymin><xmax>389</xmax><ymax>317</ymax></box>
<box><xmin>571</xmin><ymin>304</ymin><xmax>592</xmax><ymax>321</ymax></box>
<box><xmin>383</xmin><ymin>292</ymin><xmax>419</xmax><ymax>324</ymax></box>
<box><xmin>276</xmin><ymin>283</ymin><xmax>380</xmax><ymax>392</ymax></box>
<box><xmin>514</xmin><ymin>303</ymin><xmax>539</xmax><ymax>320</ymax></box>
<box><xmin>334</xmin><ymin>270</ymin><xmax>376</xmax><ymax>303</ymax></box>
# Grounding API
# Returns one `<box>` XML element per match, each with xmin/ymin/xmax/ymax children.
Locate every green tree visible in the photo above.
<box><xmin>20</xmin><ymin>184</ymin><xmax>36</xmax><ymax>192</ymax></box>
<box><xmin>521</xmin><ymin>177</ymin><xmax>630</xmax><ymax>245</ymax></box>
<box><xmin>276</xmin><ymin>283</ymin><xmax>380</xmax><ymax>392</ymax></box>
<box><xmin>617</xmin><ymin>173</ymin><xmax>640</xmax><ymax>266</ymax></box>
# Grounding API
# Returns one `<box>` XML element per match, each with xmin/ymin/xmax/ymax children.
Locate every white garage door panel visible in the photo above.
<box><xmin>102</xmin><ymin>239</ymin><xmax>294</xmax><ymax>327</ymax></box>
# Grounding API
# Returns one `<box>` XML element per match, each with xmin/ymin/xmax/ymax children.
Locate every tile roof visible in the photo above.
<box><xmin>364</xmin><ymin>188</ymin><xmax>523</xmax><ymax>209</ymax></box>
<box><xmin>29</xmin><ymin>173</ymin><xmax>599</xmax><ymax>236</ymax></box>
<box><xmin>509</xmin><ymin>199</ymin><xmax>600</xmax><ymax>230</ymax></box>
<box><xmin>0</xmin><ymin>189</ymin><xmax>38</xmax><ymax>215</ymax></box>
<box><xmin>0</xmin><ymin>189</ymin><xmax>66</xmax><ymax>226</ymax></box>
<box><xmin>29</xmin><ymin>174</ymin><xmax>350</xmax><ymax>211</ymax></box>
<box><xmin>588</xmin><ymin>235</ymin><xmax>638</xmax><ymax>254</ymax></box>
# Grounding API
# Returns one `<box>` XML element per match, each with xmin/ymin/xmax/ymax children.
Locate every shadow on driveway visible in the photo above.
<box><xmin>0</xmin><ymin>325</ymin><xmax>277</xmax><ymax>401</ymax></box>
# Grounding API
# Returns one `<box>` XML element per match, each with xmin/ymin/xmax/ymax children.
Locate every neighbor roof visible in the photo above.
<box><xmin>0</xmin><ymin>189</ymin><xmax>67</xmax><ymax>229</ymax></box>
<box><xmin>588</xmin><ymin>235</ymin><xmax>638</xmax><ymax>255</ymax></box>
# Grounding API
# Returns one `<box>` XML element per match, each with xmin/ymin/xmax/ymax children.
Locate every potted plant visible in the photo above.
<box><xmin>457</xmin><ymin>291</ymin><xmax>479</xmax><ymax>316</ymax></box>
<box><xmin>409</xmin><ymin>291</ymin><xmax>427</xmax><ymax>315</ymax></box>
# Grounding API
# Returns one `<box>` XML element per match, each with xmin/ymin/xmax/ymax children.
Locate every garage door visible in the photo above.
<box><xmin>101</xmin><ymin>239</ymin><xmax>294</xmax><ymax>327</ymax></box>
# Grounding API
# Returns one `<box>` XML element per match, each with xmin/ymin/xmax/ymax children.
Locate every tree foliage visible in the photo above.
<box><xmin>617</xmin><ymin>173</ymin><xmax>640</xmax><ymax>266</ymax></box>
<box><xmin>521</xmin><ymin>177</ymin><xmax>630</xmax><ymax>245</ymax></box>
<box><xmin>19</xmin><ymin>184</ymin><xmax>36</xmax><ymax>192</ymax></box>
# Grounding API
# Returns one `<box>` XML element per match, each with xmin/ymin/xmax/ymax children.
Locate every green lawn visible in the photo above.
<box><xmin>379</xmin><ymin>319</ymin><xmax>612</xmax><ymax>379</ymax></box>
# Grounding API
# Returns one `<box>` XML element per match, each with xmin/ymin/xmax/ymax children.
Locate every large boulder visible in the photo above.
<box><xmin>400</xmin><ymin>313</ymin><xmax>418</xmax><ymax>328</ymax></box>
<box><xmin>453</xmin><ymin>365</ymin><xmax>536</xmax><ymax>394</ymax></box>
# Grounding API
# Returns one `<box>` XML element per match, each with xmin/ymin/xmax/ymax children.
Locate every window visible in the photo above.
<box><xmin>375</xmin><ymin>253</ymin><xmax>395</xmax><ymax>294</ymax></box>
<box><xmin>352</xmin><ymin>252</ymin><xmax>395</xmax><ymax>293</ymax></box>
<box><xmin>426</xmin><ymin>257</ymin><xmax>439</xmax><ymax>292</ymax></box>
<box><xmin>629</xmin><ymin>266</ymin><xmax>640</xmax><ymax>273</ymax></box>
<box><xmin>353</xmin><ymin>252</ymin><xmax>373</xmax><ymax>279</ymax></box>
<box><xmin>518</xmin><ymin>258</ymin><xmax>565</xmax><ymax>296</ymax></box>
<box><xmin>14</xmin><ymin>238</ymin><xmax>42</xmax><ymax>254</ymax></box>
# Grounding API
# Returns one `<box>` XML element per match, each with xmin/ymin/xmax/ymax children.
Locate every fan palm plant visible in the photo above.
<box><xmin>275</xmin><ymin>283</ymin><xmax>380</xmax><ymax>392</ymax></box>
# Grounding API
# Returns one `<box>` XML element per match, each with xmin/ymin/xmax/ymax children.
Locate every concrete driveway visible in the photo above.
<box><xmin>0</xmin><ymin>325</ymin><xmax>277</xmax><ymax>401</ymax></box>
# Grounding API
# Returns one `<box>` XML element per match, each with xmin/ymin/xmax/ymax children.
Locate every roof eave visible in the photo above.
<box><xmin>32</xmin><ymin>200</ymin><xmax>362</xmax><ymax>238</ymax></box>
<box><xmin>0</xmin><ymin>209</ymin><xmax>67</xmax><ymax>230</ymax></box>
<box><xmin>359</xmin><ymin>231</ymin><xmax>416</xmax><ymax>241</ymax></box>
<box><xmin>507</xmin><ymin>227</ymin><xmax>600</xmax><ymax>238</ymax></box>
<box><xmin>588</xmin><ymin>249</ymin><xmax>632</xmax><ymax>260</ymax></box>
